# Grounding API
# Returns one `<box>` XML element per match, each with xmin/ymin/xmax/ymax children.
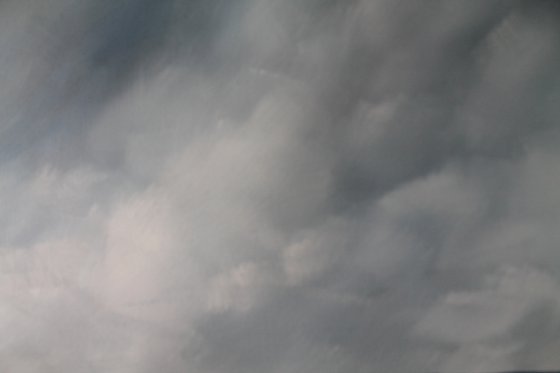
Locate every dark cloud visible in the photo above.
<box><xmin>1</xmin><ymin>0</ymin><xmax>560</xmax><ymax>372</ymax></box>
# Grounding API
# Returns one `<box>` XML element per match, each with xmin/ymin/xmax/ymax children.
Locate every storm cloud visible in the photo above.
<box><xmin>1</xmin><ymin>0</ymin><xmax>560</xmax><ymax>372</ymax></box>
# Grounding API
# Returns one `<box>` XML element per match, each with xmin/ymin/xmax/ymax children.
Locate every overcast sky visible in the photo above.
<box><xmin>1</xmin><ymin>1</ymin><xmax>560</xmax><ymax>372</ymax></box>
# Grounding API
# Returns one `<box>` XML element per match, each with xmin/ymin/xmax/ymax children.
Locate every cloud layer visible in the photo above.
<box><xmin>1</xmin><ymin>0</ymin><xmax>560</xmax><ymax>372</ymax></box>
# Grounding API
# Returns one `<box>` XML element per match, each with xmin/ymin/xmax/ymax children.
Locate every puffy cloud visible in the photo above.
<box><xmin>1</xmin><ymin>0</ymin><xmax>560</xmax><ymax>372</ymax></box>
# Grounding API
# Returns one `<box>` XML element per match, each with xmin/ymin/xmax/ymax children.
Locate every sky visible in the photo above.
<box><xmin>1</xmin><ymin>0</ymin><xmax>560</xmax><ymax>372</ymax></box>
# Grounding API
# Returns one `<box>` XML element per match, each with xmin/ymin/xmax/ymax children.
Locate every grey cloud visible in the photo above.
<box><xmin>1</xmin><ymin>1</ymin><xmax>560</xmax><ymax>372</ymax></box>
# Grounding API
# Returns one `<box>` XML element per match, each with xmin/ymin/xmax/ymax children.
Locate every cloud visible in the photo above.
<box><xmin>1</xmin><ymin>0</ymin><xmax>560</xmax><ymax>372</ymax></box>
